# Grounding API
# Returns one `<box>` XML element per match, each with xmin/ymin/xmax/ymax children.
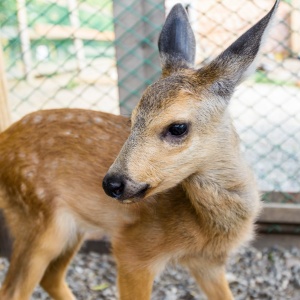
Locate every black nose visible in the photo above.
<box><xmin>102</xmin><ymin>175</ymin><xmax>125</xmax><ymax>198</ymax></box>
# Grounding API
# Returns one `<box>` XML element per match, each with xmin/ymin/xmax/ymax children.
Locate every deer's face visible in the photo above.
<box><xmin>102</xmin><ymin>73</ymin><xmax>229</xmax><ymax>202</ymax></box>
<box><xmin>102</xmin><ymin>2</ymin><xmax>278</xmax><ymax>202</ymax></box>
<box><xmin>122</xmin><ymin>76</ymin><xmax>227</xmax><ymax>197</ymax></box>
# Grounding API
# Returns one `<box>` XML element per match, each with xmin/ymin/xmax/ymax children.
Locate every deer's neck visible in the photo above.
<box><xmin>182</xmin><ymin>157</ymin><xmax>260</xmax><ymax>235</ymax></box>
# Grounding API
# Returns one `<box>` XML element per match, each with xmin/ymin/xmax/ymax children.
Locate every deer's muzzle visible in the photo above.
<box><xmin>102</xmin><ymin>174</ymin><xmax>149</xmax><ymax>202</ymax></box>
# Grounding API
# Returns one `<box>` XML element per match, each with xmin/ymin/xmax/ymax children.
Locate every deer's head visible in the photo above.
<box><xmin>103</xmin><ymin>1</ymin><xmax>279</xmax><ymax>203</ymax></box>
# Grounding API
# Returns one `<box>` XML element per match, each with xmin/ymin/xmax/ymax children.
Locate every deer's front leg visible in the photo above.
<box><xmin>113</xmin><ymin>240</ymin><xmax>155</xmax><ymax>300</ymax></box>
<box><xmin>117</xmin><ymin>264</ymin><xmax>154</xmax><ymax>300</ymax></box>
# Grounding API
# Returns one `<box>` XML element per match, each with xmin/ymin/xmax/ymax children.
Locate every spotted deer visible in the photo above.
<box><xmin>0</xmin><ymin>1</ymin><xmax>279</xmax><ymax>299</ymax></box>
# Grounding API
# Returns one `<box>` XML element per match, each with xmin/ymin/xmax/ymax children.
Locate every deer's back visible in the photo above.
<box><xmin>0</xmin><ymin>109</ymin><xmax>131</xmax><ymax>224</ymax></box>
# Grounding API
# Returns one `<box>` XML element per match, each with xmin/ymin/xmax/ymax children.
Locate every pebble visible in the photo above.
<box><xmin>0</xmin><ymin>246</ymin><xmax>299</xmax><ymax>299</ymax></box>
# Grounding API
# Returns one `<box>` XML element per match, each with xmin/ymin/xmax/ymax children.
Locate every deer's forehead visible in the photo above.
<box><xmin>133</xmin><ymin>76</ymin><xmax>199</xmax><ymax>123</ymax></box>
<box><xmin>132</xmin><ymin>93</ymin><xmax>199</xmax><ymax>135</ymax></box>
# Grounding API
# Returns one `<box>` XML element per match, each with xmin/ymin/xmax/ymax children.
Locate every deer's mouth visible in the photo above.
<box><xmin>120</xmin><ymin>185</ymin><xmax>150</xmax><ymax>204</ymax></box>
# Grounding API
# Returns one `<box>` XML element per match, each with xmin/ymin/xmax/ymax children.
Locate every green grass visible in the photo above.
<box><xmin>65</xmin><ymin>79</ymin><xmax>79</xmax><ymax>90</ymax></box>
<box><xmin>253</xmin><ymin>71</ymin><xmax>296</xmax><ymax>87</ymax></box>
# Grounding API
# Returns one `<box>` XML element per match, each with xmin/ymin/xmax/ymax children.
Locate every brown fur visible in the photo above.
<box><xmin>0</xmin><ymin>103</ymin><xmax>259</xmax><ymax>300</ymax></box>
<box><xmin>0</xmin><ymin>1</ymin><xmax>280</xmax><ymax>298</ymax></box>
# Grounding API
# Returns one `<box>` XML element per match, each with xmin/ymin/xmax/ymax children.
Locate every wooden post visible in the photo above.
<box><xmin>113</xmin><ymin>0</ymin><xmax>165</xmax><ymax>115</ymax></box>
<box><xmin>67</xmin><ymin>0</ymin><xmax>86</xmax><ymax>71</ymax></box>
<box><xmin>0</xmin><ymin>44</ymin><xmax>11</xmax><ymax>131</ymax></box>
<box><xmin>291</xmin><ymin>0</ymin><xmax>300</xmax><ymax>55</ymax></box>
<box><xmin>16</xmin><ymin>0</ymin><xmax>32</xmax><ymax>78</ymax></box>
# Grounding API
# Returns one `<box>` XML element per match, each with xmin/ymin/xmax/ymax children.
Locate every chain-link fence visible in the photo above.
<box><xmin>0</xmin><ymin>0</ymin><xmax>299</xmax><ymax>206</ymax></box>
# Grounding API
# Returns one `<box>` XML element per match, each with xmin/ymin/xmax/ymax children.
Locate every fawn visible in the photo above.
<box><xmin>0</xmin><ymin>1</ymin><xmax>279</xmax><ymax>299</ymax></box>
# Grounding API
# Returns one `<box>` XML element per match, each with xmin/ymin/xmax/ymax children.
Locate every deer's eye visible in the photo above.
<box><xmin>168</xmin><ymin>123</ymin><xmax>188</xmax><ymax>136</ymax></box>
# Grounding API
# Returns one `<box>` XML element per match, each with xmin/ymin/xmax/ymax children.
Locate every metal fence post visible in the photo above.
<box><xmin>113</xmin><ymin>0</ymin><xmax>165</xmax><ymax>115</ymax></box>
<box><xmin>0</xmin><ymin>44</ymin><xmax>11</xmax><ymax>131</ymax></box>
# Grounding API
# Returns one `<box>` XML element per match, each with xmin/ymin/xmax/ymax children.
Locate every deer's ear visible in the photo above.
<box><xmin>197</xmin><ymin>0</ymin><xmax>279</xmax><ymax>99</ymax></box>
<box><xmin>158</xmin><ymin>4</ymin><xmax>196</xmax><ymax>78</ymax></box>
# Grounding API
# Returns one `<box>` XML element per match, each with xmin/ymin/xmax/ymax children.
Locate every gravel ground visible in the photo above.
<box><xmin>1</xmin><ymin>246</ymin><xmax>300</xmax><ymax>300</ymax></box>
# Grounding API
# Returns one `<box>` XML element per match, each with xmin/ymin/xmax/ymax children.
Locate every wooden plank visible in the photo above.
<box><xmin>254</xmin><ymin>233</ymin><xmax>300</xmax><ymax>249</ymax></box>
<box><xmin>259</xmin><ymin>203</ymin><xmax>300</xmax><ymax>224</ymax></box>
<box><xmin>262</xmin><ymin>191</ymin><xmax>300</xmax><ymax>204</ymax></box>
<box><xmin>258</xmin><ymin>223</ymin><xmax>300</xmax><ymax>235</ymax></box>
<box><xmin>113</xmin><ymin>0</ymin><xmax>165</xmax><ymax>115</ymax></box>
<box><xmin>16</xmin><ymin>0</ymin><xmax>32</xmax><ymax>78</ymax></box>
<box><xmin>291</xmin><ymin>0</ymin><xmax>300</xmax><ymax>55</ymax></box>
<box><xmin>32</xmin><ymin>24</ymin><xmax>114</xmax><ymax>41</ymax></box>
<box><xmin>0</xmin><ymin>44</ymin><xmax>11</xmax><ymax>131</ymax></box>
<box><xmin>67</xmin><ymin>0</ymin><xmax>85</xmax><ymax>71</ymax></box>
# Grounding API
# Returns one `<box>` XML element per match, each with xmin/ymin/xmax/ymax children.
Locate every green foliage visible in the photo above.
<box><xmin>80</xmin><ymin>10</ymin><xmax>113</xmax><ymax>31</ymax></box>
<box><xmin>0</xmin><ymin>0</ymin><xmax>113</xmax><ymax>30</ymax></box>
<box><xmin>78</xmin><ymin>0</ymin><xmax>112</xmax><ymax>9</ymax></box>
<box><xmin>65</xmin><ymin>79</ymin><xmax>79</xmax><ymax>90</ymax></box>
<box><xmin>27</xmin><ymin>1</ymin><xmax>71</xmax><ymax>27</ymax></box>
<box><xmin>0</xmin><ymin>0</ymin><xmax>17</xmax><ymax>26</ymax></box>
<box><xmin>253</xmin><ymin>70</ymin><xmax>295</xmax><ymax>86</ymax></box>
<box><xmin>0</xmin><ymin>0</ymin><xmax>114</xmax><ymax>65</ymax></box>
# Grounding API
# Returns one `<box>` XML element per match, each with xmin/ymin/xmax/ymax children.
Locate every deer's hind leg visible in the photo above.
<box><xmin>40</xmin><ymin>234</ymin><xmax>83</xmax><ymax>300</ymax></box>
<box><xmin>0</xmin><ymin>208</ymin><xmax>79</xmax><ymax>300</ymax></box>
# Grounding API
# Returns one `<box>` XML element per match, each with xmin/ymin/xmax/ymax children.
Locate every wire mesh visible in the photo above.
<box><xmin>0</xmin><ymin>0</ymin><xmax>299</xmax><ymax>204</ymax></box>
<box><xmin>1</xmin><ymin>0</ymin><xmax>120</xmax><ymax>120</ymax></box>
<box><xmin>185</xmin><ymin>0</ymin><xmax>300</xmax><ymax>203</ymax></box>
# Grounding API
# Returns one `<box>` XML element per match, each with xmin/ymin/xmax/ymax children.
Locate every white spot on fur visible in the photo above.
<box><xmin>99</xmin><ymin>134</ymin><xmax>109</xmax><ymax>140</ymax></box>
<box><xmin>37</xmin><ymin>211</ymin><xmax>45</xmax><ymax>225</ymax></box>
<box><xmin>93</xmin><ymin>117</ymin><xmax>103</xmax><ymax>124</ymax></box>
<box><xmin>31</xmin><ymin>153</ymin><xmax>39</xmax><ymax>164</ymax></box>
<box><xmin>22</xmin><ymin>168</ymin><xmax>36</xmax><ymax>180</ymax></box>
<box><xmin>47</xmin><ymin>114</ymin><xmax>57</xmax><ymax>122</ymax></box>
<box><xmin>77</xmin><ymin>115</ymin><xmax>87</xmax><ymax>123</ymax></box>
<box><xmin>85</xmin><ymin>138</ymin><xmax>92</xmax><ymax>145</ymax></box>
<box><xmin>64</xmin><ymin>130</ymin><xmax>72</xmax><ymax>135</ymax></box>
<box><xmin>64</xmin><ymin>113</ymin><xmax>73</xmax><ymax>121</ymax></box>
<box><xmin>20</xmin><ymin>183</ymin><xmax>27</xmax><ymax>194</ymax></box>
<box><xmin>33</xmin><ymin>115</ymin><xmax>43</xmax><ymax>124</ymax></box>
<box><xmin>47</xmin><ymin>138</ymin><xmax>55</xmax><ymax>146</ymax></box>
<box><xmin>51</xmin><ymin>160</ymin><xmax>58</xmax><ymax>169</ymax></box>
<box><xmin>36</xmin><ymin>187</ymin><xmax>46</xmax><ymax>200</ymax></box>
<box><xmin>18</xmin><ymin>152</ymin><xmax>26</xmax><ymax>159</ymax></box>
<box><xmin>8</xmin><ymin>153</ymin><xmax>15</xmax><ymax>161</ymax></box>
